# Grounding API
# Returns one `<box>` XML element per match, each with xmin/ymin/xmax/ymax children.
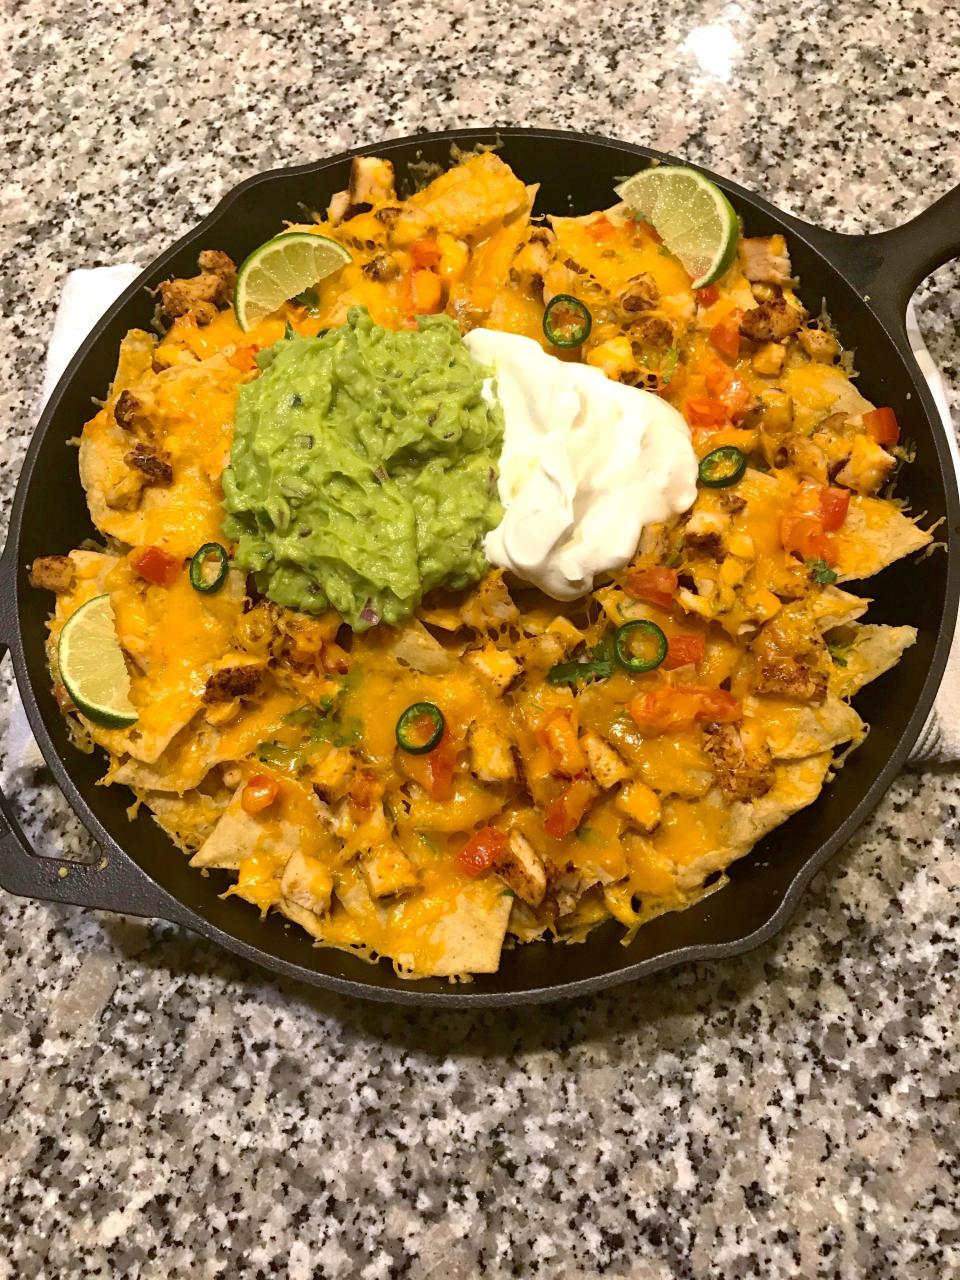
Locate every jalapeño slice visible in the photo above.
<box><xmin>189</xmin><ymin>542</ymin><xmax>229</xmax><ymax>593</ymax></box>
<box><xmin>614</xmin><ymin>620</ymin><xmax>668</xmax><ymax>673</ymax></box>
<box><xmin>396</xmin><ymin>702</ymin><xmax>445</xmax><ymax>754</ymax></box>
<box><xmin>698</xmin><ymin>446</ymin><xmax>747</xmax><ymax>488</ymax></box>
<box><xmin>543</xmin><ymin>294</ymin><xmax>592</xmax><ymax>348</ymax></box>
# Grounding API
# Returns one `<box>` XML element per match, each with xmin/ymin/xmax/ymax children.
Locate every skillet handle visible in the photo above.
<box><xmin>798</xmin><ymin>183</ymin><xmax>960</xmax><ymax>333</ymax></box>
<box><xmin>0</xmin><ymin>639</ymin><xmax>188</xmax><ymax>924</ymax></box>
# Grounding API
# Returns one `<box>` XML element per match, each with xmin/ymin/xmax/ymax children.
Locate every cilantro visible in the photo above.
<box><xmin>293</xmin><ymin>286</ymin><xmax>320</xmax><ymax>311</ymax></box>
<box><xmin>547</xmin><ymin>630</ymin><xmax>619</xmax><ymax>687</ymax></box>
<box><xmin>807</xmin><ymin>558</ymin><xmax>838</xmax><ymax>585</ymax></box>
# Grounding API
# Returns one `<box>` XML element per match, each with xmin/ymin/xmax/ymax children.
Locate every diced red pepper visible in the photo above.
<box><xmin>628</xmin><ymin>684</ymin><xmax>741</xmax><ymax>734</ymax></box>
<box><xmin>819</xmin><ymin>487</ymin><xmax>851</xmax><ymax>532</ymax></box>
<box><xmin>537</xmin><ymin>709</ymin><xmax>588</xmax><ymax>777</ymax></box>
<box><xmin>407</xmin><ymin>268</ymin><xmax>443</xmax><ymax>315</ymax></box>
<box><xmin>779</xmin><ymin>514</ymin><xmax>835</xmax><ymax>564</ymax></box>
<box><xmin>684</xmin><ymin>397</ymin><xmax>730</xmax><ymax>430</ymax></box>
<box><xmin>544</xmin><ymin>779</ymin><xmax>597</xmax><ymax>840</ymax></box>
<box><xmin>624</xmin><ymin>566</ymin><xmax>679</xmax><ymax>610</ymax></box>
<box><xmin>228</xmin><ymin>344</ymin><xmax>259</xmax><ymax>373</ymax></box>
<box><xmin>709</xmin><ymin>312</ymin><xmax>741</xmax><ymax>360</ymax></box>
<box><xmin>663</xmin><ymin>634</ymin><xmax>706</xmax><ymax>670</ymax></box>
<box><xmin>426</xmin><ymin>728</ymin><xmax>457</xmax><ymax>800</ymax></box>
<box><xmin>241</xmin><ymin>774</ymin><xmax>280</xmax><ymax>816</ymax></box>
<box><xmin>410</xmin><ymin>237</ymin><xmax>442</xmax><ymax>269</ymax></box>
<box><xmin>696</xmin><ymin>285</ymin><xmax>719</xmax><ymax>307</ymax></box>
<box><xmin>456</xmin><ymin>826</ymin><xmax>508</xmax><ymax>878</ymax></box>
<box><xmin>130</xmin><ymin>545</ymin><xmax>180</xmax><ymax>587</ymax></box>
<box><xmin>863</xmin><ymin>406</ymin><xmax>900</xmax><ymax>447</ymax></box>
<box><xmin>586</xmin><ymin>215</ymin><xmax>616</xmax><ymax>241</ymax></box>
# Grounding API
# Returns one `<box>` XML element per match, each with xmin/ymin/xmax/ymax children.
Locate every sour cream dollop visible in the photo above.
<box><xmin>463</xmin><ymin>328</ymin><xmax>699</xmax><ymax>601</ymax></box>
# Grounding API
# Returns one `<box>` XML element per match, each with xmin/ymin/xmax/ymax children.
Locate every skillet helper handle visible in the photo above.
<box><xmin>0</xmin><ymin>642</ymin><xmax>187</xmax><ymax>923</ymax></box>
<box><xmin>799</xmin><ymin>183</ymin><xmax>960</xmax><ymax>332</ymax></box>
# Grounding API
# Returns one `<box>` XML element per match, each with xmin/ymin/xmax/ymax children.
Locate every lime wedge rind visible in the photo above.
<box><xmin>58</xmin><ymin>594</ymin><xmax>138</xmax><ymax>728</ymax></box>
<box><xmin>235</xmin><ymin>232</ymin><xmax>351</xmax><ymax>330</ymax></box>
<box><xmin>615</xmin><ymin>166</ymin><xmax>739</xmax><ymax>289</ymax></box>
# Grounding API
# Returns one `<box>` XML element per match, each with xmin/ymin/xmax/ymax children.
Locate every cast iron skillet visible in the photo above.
<box><xmin>1</xmin><ymin>128</ymin><xmax>958</xmax><ymax>1008</ymax></box>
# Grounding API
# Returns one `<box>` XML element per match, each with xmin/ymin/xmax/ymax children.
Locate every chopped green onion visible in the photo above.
<box><xmin>189</xmin><ymin>542</ymin><xmax>229</xmax><ymax>593</ymax></box>
<box><xmin>543</xmin><ymin>294</ymin><xmax>592</xmax><ymax>348</ymax></box>
<box><xmin>396</xmin><ymin>702</ymin><xmax>445</xmax><ymax>754</ymax></box>
<box><xmin>614</xmin><ymin>620</ymin><xmax>668</xmax><ymax>672</ymax></box>
<box><xmin>698</xmin><ymin>446</ymin><xmax>747</xmax><ymax>488</ymax></box>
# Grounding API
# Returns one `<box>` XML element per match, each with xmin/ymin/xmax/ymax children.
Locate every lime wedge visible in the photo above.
<box><xmin>58</xmin><ymin>595</ymin><xmax>138</xmax><ymax>728</ymax></box>
<box><xmin>235</xmin><ymin>232</ymin><xmax>351</xmax><ymax>331</ymax></box>
<box><xmin>615</xmin><ymin>166</ymin><xmax>738</xmax><ymax>289</ymax></box>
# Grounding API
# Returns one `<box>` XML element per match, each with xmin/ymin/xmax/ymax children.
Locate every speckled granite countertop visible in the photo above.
<box><xmin>1</xmin><ymin>2</ymin><xmax>959</xmax><ymax>1276</ymax></box>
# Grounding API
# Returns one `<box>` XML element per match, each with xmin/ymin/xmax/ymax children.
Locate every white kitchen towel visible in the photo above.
<box><xmin>4</xmin><ymin>270</ymin><xmax>959</xmax><ymax>768</ymax></box>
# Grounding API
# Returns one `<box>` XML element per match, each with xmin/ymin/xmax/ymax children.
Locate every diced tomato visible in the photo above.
<box><xmin>663</xmin><ymin>634</ymin><xmax>706</xmax><ymax>670</ymax></box>
<box><xmin>684</xmin><ymin>397</ymin><xmax>730</xmax><ymax>430</ymax></box>
<box><xmin>241</xmin><ymin>774</ymin><xmax>280</xmax><ymax>816</ymax></box>
<box><xmin>408</xmin><ymin>268</ymin><xmax>443</xmax><ymax>315</ymax></box>
<box><xmin>624</xmin><ymin>566</ymin><xmax>678</xmax><ymax>610</ymax></box>
<box><xmin>863</xmin><ymin>406</ymin><xmax>900</xmax><ymax>447</ymax></box>
<box><xmin>411</xmin><ymin>237</ymin><xmax>442</xmax><ymax>269</ymax></box>
<box><xmin>130</xmin><ymin>545</ymin><xmax>180</xmax><ymax>587</ymax></box>
<box><xmin>819</xmin><ymin>487</ymin><xmax>851</xmax><ymax>532</ymax></box>
<box><xmin>456</xmin><ymin>826</ymin><xmax>508</xmax><ymax>878</ymax></box>
<box><xmin>586</xmin><ymin>214</ymin><xmax>616</xmax><ymax>241</ymax></box>
<box><xmin>779</xmin><ymin>513</ymin><xmax>836</xmax><ymax>564</ymax></box>
<box><xmin>426</xmin><ymin>728</ymin><xmax>457</xmax><ymax>800</ymax></box>
<box><xmin>704</xmin><ymin>363</ymin><xmax>752</xmax><ymax>418</ymax></box>
<box><xmin>709</xmin><ymin>312</ymin><xmax>741</xmax><ymax>360</ymax></box>
<box><xmin>544</xmin><ymin>779</ymin><xmax>597</xmax><ymax>840</ymax></box>
<box><xmin>696</xmin><ymin>285</ymin><xmax>719</xmax><ymax>307</ymax></box>
<box><xmin>628</xmin><ymin>684</ymin><xmax>741</xmax><ymax>734</ymax></box>
<box><xmin>228</xmin><ymin>344</ymin><xmax>259</xmax><ymax>373</ymax></box>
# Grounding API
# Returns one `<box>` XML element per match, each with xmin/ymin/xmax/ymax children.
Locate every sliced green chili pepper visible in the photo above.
<box><xmin>698</xmin><ymin>446</ymin><xmax>747</xmax><ymax>488</ymax></box>
<box><xmin>189</xmin><ymin>542</ymin><xmax>229</xmax><ymax>593</ymax></box>
<box><xmin>614</xmin><ymin>620</ymin><xmax>667</xmax><ymax>673</ymax></box>
<box><xmin>543</xmin><ymin>294</ymin><xmax>592</xmax><ymax>347</ymax></box>
<box><xmin>396</xmin><ymin>702</ymin><xmax>445</xmax><ymax>754</ymax></box>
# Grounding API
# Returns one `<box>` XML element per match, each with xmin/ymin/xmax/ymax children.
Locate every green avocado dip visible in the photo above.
<box><xmin>221</xmin><ymin>307</ymin><xmax>504</xmax><ymax>629</ymax></box>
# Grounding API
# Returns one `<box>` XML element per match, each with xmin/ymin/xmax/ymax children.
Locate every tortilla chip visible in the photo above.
<box><xmin>279</xmin><ymin>900</ymin><xmax>328</xmax><ymax>941</ymax></box>
<box><xmin>108</xmin><ymin>328</ymin><xmax>157</xmax><ymax>399</ymax></box>
<box><xmin>424</xmin><ymin>881</ymin><xmax>513</xmax><ymax>977</ymax></box>
<box><xmin>834</xmin><ymin>496</ymin><xmax>932</xmax><ymax>582</ymax></box>
<box><xmin>382</xmin><ymin>619</ymin><xmax>455</xmax><ymax>673</ymax></box>
<box><xmin>190</xmin><ymin>781</ymin><xmax>324</xmax><ymax>871</ymax></box>
<box><xmin>746</xmin><ymin>692</ymin><xmax>865</xmax><ymax>759</ymax></box>
<box><xmin>826</xmin><ymin>623</ymin><xmax>917</xmax><ymax>699</ymax></box>
<box><xmin>726</xmin><ymin>751</ymin><xmax>833</xmax><ymax>855</ymax></box>
<box><xmin>142</xmin><ymin>789</ymin><xmax>231</xmax><ymax>851</ymax></box>
<box><xmin>809</xmin><ymin>585</ymin><xmax>870</xmax><ymax>632</ymax></box>
<box><xmin>79</xmin><ymin>357</ymin><xmax>241</xmax><ymax>555</ymax></box>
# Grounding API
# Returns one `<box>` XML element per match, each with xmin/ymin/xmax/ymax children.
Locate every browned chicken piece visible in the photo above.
<box><xmin>125</xmin><ymin>443</ymin><xmax>173</xmax><ymax>486</ymax></box>
<box><xmin>797</xmin><ymin>326</ymin><xmax>840</xmax><ymax>363</ymax></box>
<box><xmin>683</xmin><ymin>507</ymin><xmax>730</xmax><ymax>558</ymax></box>
<box><xmin>754</xmin><ymin>658</ymin><xmax>828</xmax><ymax>704</ymax></box>
<box><xmin>740</xmin><ymin>295</ymin><xmax>807</xmax><ymax>343</ymax></box>
<box><xmin>630</xmin><ymin>313</ymin><xmax>674</xmax><ymax>352</ymax></box>
<box><xmin>702</xmin><ymin>723</ymin><xmax>775</xmax><ymax>800</ymax></box>
<box><xmin>511</xmin><ymin>228</ymin><xmax>554</xmax><ymax>288</ymax></box>
<box><xmin>361</xmin><ymin>254</ymin><xmax>401</xmax><ymax>282</ymax></box>
<box><xmin>327</xmin><ymin>156</ymin><xmax>397</xmax><ymax>224</ymax></box>
<box><xmin>202</xmin><ymin>664</ymin><xmax>263</xmax><ymax>703</ymax></box>
<box><xmin>834</xmin><ymin>433</ymin><xmax>897</xmax><ymax>494</ymax></box>
<box><xmin>113</xmin><ymin>389</ymin><xmax>143</xmax><ymax>431</ymax></box>
<box><xmin>29</xmin><ymin>555</ymin><xmax>75</xmax><ymax>593</ymax></box>
<box><xmin>739</xmin><ymin>234</ymin><xmax>793</xmax><ymax>285</ymax></box>
<box><xmin>496</xmin><ymin>831</ymin><xmax>547</xmax><ymax>907</ymax></box>
<box><xmin>761</xmin><ymin>433</ymin><xmax>829</xmax><ymax>484</ymax></box>
<box><xmin>157</xmin><ymin>249</ymin><xmax>237</xmax><ymax>321</ymax></box>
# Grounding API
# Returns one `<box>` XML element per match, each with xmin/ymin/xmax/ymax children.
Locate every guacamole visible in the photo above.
<box><xmin>222</xmin><ymin>307</ymin><xmax>504</xmax><ymax>629</ymax></box>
